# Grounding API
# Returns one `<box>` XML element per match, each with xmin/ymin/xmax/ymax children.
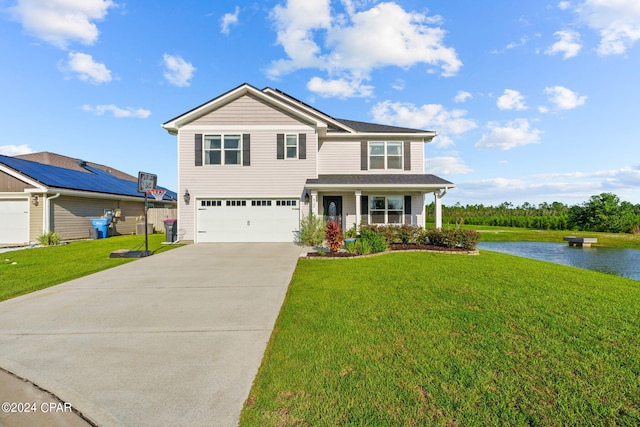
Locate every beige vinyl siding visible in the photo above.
<box><xmin>177</xmin><ymin>99</ymin><xmax>318</xmax><ymax>241</ymax></box>
<box><xmin>51</xmin><ymin>196</ymin><xmax>147</xmax><ymax>240</ymax></box>
<box><xmin>190</xmin><ymin>94</ymin><xmax>304</xmax><ymax>126</ymax></box>
<box><xmin>29</xmin><ymin>195</ymin><xmax>44</xmax><ymax>241</ymax></box>
<box><xmin>0</xmin><ymin>171</ymin><xmax>35</xmax><ymax>192</ymax></box>
<box><xmin>114</xmin><ymin>201</ymin><xmax>145</xmax><ymax>235</ymax></box>
<box><xmin>318</xmin><ymin>140</ymin><xmax>424</xmax><ymax>174</ymax></box>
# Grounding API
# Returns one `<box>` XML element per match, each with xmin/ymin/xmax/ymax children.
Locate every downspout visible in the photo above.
<box><xmin>44</xmin><ymin>192</ymin><xmax>61</xmax><ymax>233</ymax></box>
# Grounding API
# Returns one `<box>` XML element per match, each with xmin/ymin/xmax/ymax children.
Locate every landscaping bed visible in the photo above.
<box><xmin>305</xmin><ymin>243</ymin><xmax>478</xmax><ymax>258</ymax></box>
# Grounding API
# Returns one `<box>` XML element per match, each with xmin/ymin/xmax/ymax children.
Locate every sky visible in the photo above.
<box><xmin>1</xmin><ymin>0</ymin><xmax>639</xmax><ymax>207</ymax></box>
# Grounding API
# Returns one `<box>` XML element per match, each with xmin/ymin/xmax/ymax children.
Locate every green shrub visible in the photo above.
<box><xmin>344</xmin><ymin>224</ymin><xmax>357</xmax><ymax>239</ymax></box>
<box><xmin>425</xmin><ymin>228</ymin><xmax>480</xmax><ymax>250</ymax></box>
<box><xmin>37</xmin><ymin>231</ymin><xmax>61</xmax><ymax>246</ymax></box>
<box><xmin>360</xmin><ymin>228</ymin><xmax>387</xmax><ymax>253</ymax></box>
<box><xmin>353</xmin><ymin>238</ymin><xmax>372</xmax><ymax>255</ymax></box>
<box><xmin>425</xmin><ymin>228</ymin><xmax>446</xmax><ymax>246</ymax></box>
<box><xmin>298</xmin><ymin>213</ymin><xmax>325</xmax><ymax>247</ymax></box>
<box><xmin>325</xmin><ymin>220</ymin><xmax>343</xmax><ymax>253</ymax></box>
<box><xmin>345</xmin><ymin>240</ymin><xmax>358</xmax><ymax>254</ymax></box>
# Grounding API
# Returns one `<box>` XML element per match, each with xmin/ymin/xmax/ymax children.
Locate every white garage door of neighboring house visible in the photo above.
<box><xmin>0</xmin><ymin>199</ymin><xmax>29</xmax><ymax>245</ymax></box>
<box><xmin>197</xmin><ymin>199</ymin><xmax>300</xmax><ymax>242</ymax></box>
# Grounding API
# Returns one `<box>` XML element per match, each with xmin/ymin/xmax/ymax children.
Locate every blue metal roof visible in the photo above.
<box><xmin>0</xmin><ymin>155</ymin><xmax>176</xmax><ymax>201</ymax></box>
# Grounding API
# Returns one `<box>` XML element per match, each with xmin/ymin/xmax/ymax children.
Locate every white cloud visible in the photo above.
<box><xmin>221</xmin><ymin>6</ymin><xmax>240</xmax><ymax>35</ymax></box>
<box><xmin>454</xmin><ymin>91</ymin><xmax>472</xmax><ymax>103</ymax></box>
<box><xmin>8</xmin><ymin>0</ymin><xmax>115</xmax><ymax>49</ymax></box>
<box><xmin>544</xmin><ymin>85</ymin><xmax>587</xmax><ymax>109</ymax></box>
<box><xmin>453</xmin><ymin>164</ymin><xmax>640</xmax><ymax>205</ymax></box>
<box><xmin>268</xmin><ymin>1</ymin><xmax>461</xmax><ymax>97</ymax></box>
<box><xmin>476</xmin><ymin>119</ymin><xmax>542</xmax><ymax>150</ymax></box>
<box><xmin>558</xmin><ymin>2</ymin><xmax>571</xmax><ymax>11</ymax></box>
<box><xmin>546</xmin><ymin>30</ymin><xmax>582</xmax><ymax>59</ymax></box>
<box><xmin>82</xmin><ymin>104</ymin><xmax>151</xmax><ymax>118</ymax></box>
<box><xmin>497</xmin><ymin>89</ymin><xmax>527</xmax><ymax>111</ymax></box>
<box><xmin>426</xmin><ymin>156</ymin><xmax>473</xmax><ymax>175</ymax></box>
<box><xmin>391</xmin><ymin>79</ymin><xmax>405</xmax><ymax>91</ymax></box>
<box><xmin>371</xmin><ymin>100</ymin><xmax>477</xmax><ymax>148</ymax></box>
<box><xmin>307</xmin><ymin>76</ymin><xmax>373</xmax><ymax>98</ymax></box>
<box><xmin>162</xmin><ymin>54</ymin><xmax>196</xmax><ymax>87</ymax></box>
<box><xmin>0</xmin><ymin>144</ymin><xmax>34</xmax><ymax>156</ymax></box>
<box><xmin>63</xmin><ymin>52</ymin><xmax>112</xmax><ymax>84</ymax></box>
<box><xmin>576</xmin><ymin>0</ymin><xmax>640</xmax><ymax>55</ymax></box>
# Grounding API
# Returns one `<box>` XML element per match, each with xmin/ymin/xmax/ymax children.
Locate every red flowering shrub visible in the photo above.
<box><xmin>325</xmin><ymin>220</ymin><xmax>343</xmax><ymax>253</ymax></box>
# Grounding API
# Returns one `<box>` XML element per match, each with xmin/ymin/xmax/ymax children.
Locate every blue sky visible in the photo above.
<box><xmin>1</xmin><ymin>0</ymin><xmax>639</xmax><ymax>206</ymax></box>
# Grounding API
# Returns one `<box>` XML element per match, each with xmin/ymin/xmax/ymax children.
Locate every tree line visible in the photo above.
<box><xmin>426</xmin><ymin>193</ymin><xmax>640</xmax><ymax>233</ymax></box>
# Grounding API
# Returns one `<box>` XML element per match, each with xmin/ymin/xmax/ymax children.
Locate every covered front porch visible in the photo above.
<box><xmin>304</xmin><ymin>174</ymin><xmax>454</xmax><ymax>230</ymax></box>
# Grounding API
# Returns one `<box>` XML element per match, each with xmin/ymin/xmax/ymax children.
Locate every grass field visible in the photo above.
<box><xmin>241</xmin><ymin>251</ymin><xmax>640</xmax><ymax>426</ymax></box>
<box><xmin>0</xmin><ymin>234</ymin><xmax>181</xmax><ymax>302</ymax></box>
<box><xmin>426</xmin><ymin>223</ymin><xmax>640</xmax><ymax>249</ymax></box>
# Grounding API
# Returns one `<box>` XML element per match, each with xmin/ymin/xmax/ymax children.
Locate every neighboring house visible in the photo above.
<box><xmin>162</xmin><ymin>83</ymin><xmax>454</xmax><ymax>243</ymax></box>
<box><xmin>0</xmin><ymin>152</ymin><xmax>177</xmax><ymax>245</ymax></box>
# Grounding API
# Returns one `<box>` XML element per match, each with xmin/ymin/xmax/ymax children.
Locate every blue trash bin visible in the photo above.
<box><xmin>90</xmin><ymin>218</ymin><xmax>110</xmax><ymax>239</ymax></box>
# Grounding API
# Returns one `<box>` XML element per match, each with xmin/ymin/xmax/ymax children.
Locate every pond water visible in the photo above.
<box><xmin>477</xmin><ymin>241</ymin><xmax>640</xmax><ymax>281</ymax></box>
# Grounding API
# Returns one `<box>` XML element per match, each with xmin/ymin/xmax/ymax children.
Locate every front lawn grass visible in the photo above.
<box><xmin>0</xmin><ymin>234</ymin><xmax>180</xmax><ymax>302</ymax></box>
<box><xmin>241</xmin><ymin>251</ymin><xmax>640</xmax><ymax>426</ymax></box>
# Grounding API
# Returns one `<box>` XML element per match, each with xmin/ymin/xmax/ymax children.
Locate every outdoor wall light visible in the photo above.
<box><xmin>183</xmin><ymin>189</ymin><xmax>191</xmax><ymax>204</ymax></box>
<box><xmin>32</xmin><ymin>195</ymin><xmax>39</xmax><ymax>206</ymax></box>
<box><xmin>304</xmin><ymin>191</ymin><xmax>310</xmax><ymax>204</ymax></box>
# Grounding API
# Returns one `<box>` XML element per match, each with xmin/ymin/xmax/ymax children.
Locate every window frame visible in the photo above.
<box><xmin>285</xmin><ymin>134</ymin><xmax>298</xmax><ymax>159</ymax></box>
<box><xmin>368</xmin><ymin>141</ymin><xmax>403</xmax><ymax>170</ymax></box>
<box><xmin>203</xmin><ymin>134</ymin><xmax>242</xmax><ymax>165</ymax></box>
<box><xmin>369</xmin><ymin>195</ymin><xmax>404</xmax><ymax>225</ymax></box>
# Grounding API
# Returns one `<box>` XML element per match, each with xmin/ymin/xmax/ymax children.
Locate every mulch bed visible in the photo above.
<box><xmin>304</xmin><ymin>243</ymin><xmax>477</xmax><ymax>258</ymax></box>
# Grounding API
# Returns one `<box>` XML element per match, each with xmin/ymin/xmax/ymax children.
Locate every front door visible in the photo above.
<box><xmin>323</xmin><ymin>196</ymin><xmax>342</xmax><ymax>228</ymax></box>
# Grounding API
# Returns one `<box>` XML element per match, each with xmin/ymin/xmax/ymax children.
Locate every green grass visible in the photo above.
<box><xmin>0</xmin><ymin>234</ymin><xmax>181</xmax><ymax>302</ymax></box>
<box><xmin>426</xmin><ymin>222</ymin><xmax>640</xmax><ymax>249</ymax></box>
<box><xmin>241</xmin><ymin>252</ymin><xmax>640</xmax><ymax>426</ymax></box>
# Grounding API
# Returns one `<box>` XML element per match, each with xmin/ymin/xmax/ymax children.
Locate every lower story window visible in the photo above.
<box><xmin>370</xmin><ymin>196</ymin><xmax>403</xmax><ymax>224</ymax></box>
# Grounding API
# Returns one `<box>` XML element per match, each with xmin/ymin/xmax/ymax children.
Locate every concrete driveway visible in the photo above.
<box><xmin>0</xmin><ymin>243</ymin><xmax>302</xmax><ymax>427</ymax></box>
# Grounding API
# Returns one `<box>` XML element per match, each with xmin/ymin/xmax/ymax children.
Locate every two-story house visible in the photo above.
<box><xmin>162</xmin><ymin>83</ymin><xmax>454</xmax><ymax>243</ymax></box>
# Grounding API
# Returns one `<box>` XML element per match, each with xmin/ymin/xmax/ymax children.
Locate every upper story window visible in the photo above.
<box><xmin>369</xmin><ymin>141</ymin><xmax>402</xmax><ymax>170</ymax></box>
<box><xmin>286</xmin><ymin>134</ymin><xmax>298</xmax><ymax>159</ymax></box>
<box><xmin>204</xmin><ymin>134</ymin><xmax>241</xmax><ymax>165</ymax></box>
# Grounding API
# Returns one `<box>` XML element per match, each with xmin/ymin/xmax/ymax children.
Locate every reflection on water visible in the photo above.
<box><xmin>477</xmin><ymin>241</ymin><xmax>640</xmax><ymax>281</ymax></box>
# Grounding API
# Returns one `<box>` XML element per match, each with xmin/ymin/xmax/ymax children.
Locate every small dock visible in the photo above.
<box><xmin>563</xmin><ymin>236</ymin><xmax>598</xmax><ymax>248</ymax></box>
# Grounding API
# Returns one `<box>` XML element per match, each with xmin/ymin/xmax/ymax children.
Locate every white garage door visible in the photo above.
<box><xmin>0</xmin><ymin>199</ymin><xmax>29</xmax><ymax>245</ymax></box>
<box><xmin>197</xmin><ymin>199</ymin><xmax>300</xmax><ymax>242</ymax></box>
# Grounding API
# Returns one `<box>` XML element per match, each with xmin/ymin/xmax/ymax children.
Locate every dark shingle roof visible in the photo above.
<box><xmin>0</xmin><ymin>155</ymin><xmax>176</xmax><ymax>201</ymax></box>
<box><xmin>333</xmin><ymin>119</ymin><xmax>432</xmax><ymax>134</ymax></box>
<box><xmin>306</xmin><ymin>174</ymin><xmax>453</xmax><ymax>186</ymax></box>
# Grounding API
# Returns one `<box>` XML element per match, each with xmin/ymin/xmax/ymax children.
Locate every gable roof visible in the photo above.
<box><xmin>162</xmin><ymin>83</ymin><xmax>436</xmax><ymax>141</ymax></box>
<box><xmin>0</xmin><ymin>155</ymin><xmax>176</xmax><ymax>201</ymax></box>
<box><xmin>161</xmin><ymin>83</ymin><xmax>327</xmax><ymax>134</ymax></box>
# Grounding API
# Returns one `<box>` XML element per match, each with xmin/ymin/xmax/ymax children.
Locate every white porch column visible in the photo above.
<box><xmin>354</xmin><ymin>190</ymin><xmax>361</xmax><ymax>231</ymax></box>
<box><xmin>434</xmin><ymin>189</ymin><xmax>447</xmax><ymax>229</ymax></box>
<box><xmin>311</xmin><ymin>190</ymin><xmax>318</xmax><ymax>216</ymax></box>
